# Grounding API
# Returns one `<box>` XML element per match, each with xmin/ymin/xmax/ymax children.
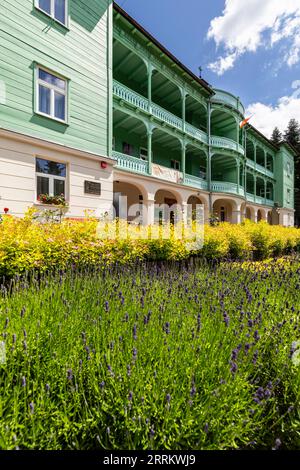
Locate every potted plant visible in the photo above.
<box><xmin>37</xmin><ymin>194</ymin><xmax>68</xmax><ymax>207</ymax></box>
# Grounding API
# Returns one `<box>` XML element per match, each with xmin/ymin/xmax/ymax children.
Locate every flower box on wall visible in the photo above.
<box><xmin>37</xmin><ymin>194</ymin><xmax>68</xmax><ymax>207</ymax></box>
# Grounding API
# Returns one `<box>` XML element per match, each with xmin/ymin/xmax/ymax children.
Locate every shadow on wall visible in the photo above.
<box><xmin>31</xmin><ymin>0</ymin><xmax>113</xmax><ymax>33</ymax></box>
<box><xmin>71</xmin><ymin>0</ymin><xmax>113</xmax><ymax>31</ymax></box>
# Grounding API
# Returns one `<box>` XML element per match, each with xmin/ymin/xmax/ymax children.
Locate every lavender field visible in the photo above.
<box><xmin>0</xmin><ymin>258</ymin><xmax>300</xmax><ymax>450</ymax></box>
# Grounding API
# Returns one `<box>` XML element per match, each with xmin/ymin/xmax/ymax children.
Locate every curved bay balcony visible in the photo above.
<box><xmin>212</xmin><ymin>89</ymin><xmax>245</xmax><ymax>115</ymax></box>
<box><xmin>211</xmin><ymin>136</ymin><xmax>245</xmax><ymax>156</ymax></box>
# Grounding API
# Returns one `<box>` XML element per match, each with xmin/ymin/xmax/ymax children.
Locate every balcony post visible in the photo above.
<box><xmin>254</xmin><ymin>175</ymin><xmax>257</xmax><ymax>203</ymax></box>
<box><xmin>264</xmin><ymin>150</ymin><xmax>267</xmax><ymax>170</ymax></box>
<box><xmin>264</xmin><ymin>179</ymin><xmax>267</xmax><ymax>204</ymax></box>
<box><xmin>181</xmin><ymin>141</ymin><xmax>186</xmax><ymax>182</ymax></box>
<box><xmin>236</xmin><ymin>160</ymin><xmax>240</xmax><ymax>194</ymax></box>
<box><xmin>147</xmin><ymin>127</ymin><xmax>153</xmax><ymax>176</ymax></box>
<box><xmin>254</xmin><ymin>144</ymin><xmax>257</xmax><ymax>165</ymax></box>
<box><xmin>182</xmin><ymin>88</ymin><xmax>186</xmax><ymax>133</ymax></box>
<box><xmin>148</xmin><ymin>62</ymin><xmax>153</xmax><ymax>113</ymax></box>
<box><xmin>236</xmin><ymin>120</ymin><xmax>240</xmax><ymax>152</ymax></box>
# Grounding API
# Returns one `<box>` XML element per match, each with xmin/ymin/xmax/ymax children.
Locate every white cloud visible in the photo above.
<box><xmin>207</xmin><ymin>0</ymin><xmax>300</xmax><ymax>75</ymax></box>
<box><xmin>246</xmin><ymin>84</ymin><xmax>300</xmax><ymax>137</ymax></box>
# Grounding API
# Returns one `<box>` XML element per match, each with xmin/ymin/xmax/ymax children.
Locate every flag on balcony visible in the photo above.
<box><xmin>239</xmin><ymin>115</ymin><xmax>253</xmax><ymax>128</ymax></box>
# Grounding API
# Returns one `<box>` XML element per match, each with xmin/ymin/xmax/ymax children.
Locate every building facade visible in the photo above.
<box><xmin>0</xmin><ymin>1</ymin><xmax>296</xmax><ymax>226</ymax></box>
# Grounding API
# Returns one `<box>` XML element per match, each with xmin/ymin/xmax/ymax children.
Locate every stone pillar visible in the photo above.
<box><xmin>232</xmin><ymin>205</ymin><xmax>242</xmax><ymax>224</ymax></box>
<box><xmin>181</xmin><ymin>201</ymin><xmax>188</xmax><ymax>225</ymax></box>
<box><xmin>254</xmin><ymin>208</ymin><xmax>258</xmax><ymax>223</ymax></box>
<box><xmin>144</xmin><ymin>198</ymin><xmax>155</xmax><ymax>226</ymax></box>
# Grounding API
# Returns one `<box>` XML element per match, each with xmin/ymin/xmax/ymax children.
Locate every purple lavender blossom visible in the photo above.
<box><xmin>21</xmin><ymin>376</ymin><xmax>26</xmax><ymax>387</ymax></box>
<box><xmin>29</xmin><ymin>402</ymin><xmax>35</xmax><ymax>415</ymax></box>
<box><xmin>230</xmin><ymin>361</ymin><xmax>238</xmax><ymax>374</ymax></box>
<box><xmin>67</xmin><ymin>368</ymin><xmax>73</xmax><ymax>381</ymax></box>
<box><xmin>133</xmin><ymin>324</ymin><xmax>137</xmax><ymax>340</ymax></box>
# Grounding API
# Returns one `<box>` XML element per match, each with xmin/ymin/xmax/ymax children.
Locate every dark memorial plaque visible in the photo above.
<box><xmin>84</xmin><ymin>181</ymin><xmax>101</xmax><ymax>195</ymax></box>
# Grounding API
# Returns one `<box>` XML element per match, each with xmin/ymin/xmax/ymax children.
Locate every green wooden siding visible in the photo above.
<box><xmin>274</xmin><ymin>145</ymin><xmax>295</xmax><ymax>209</ymax></box>
<box><xmin>0</xmin><ymin>0</ymin><xmax>112</xmax><ymax>156</ymax></box>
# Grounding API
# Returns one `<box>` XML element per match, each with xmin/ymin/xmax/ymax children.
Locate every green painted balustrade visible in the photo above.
<box><xmin>112</xmin><ymin>151</ymin><xmax>149</xmax><ymax>174</ymax></box>
<box><xmin>113</xmin><ymin>81</ymin><xmax>149</xmax><ymax>112</ymax></box>
<box><xmin>255</xmin><ymin>196</ymin><xmax>266</xmax><ymax>205</ymax></box>
<box><xmin>185</xmin><ymin>123</ymin><xmax>208</xmax><ymax>144</ymax></box>
<box><xmin>246</xmin><ymin>193</ymin><xmax>255</xmax><ymax>203</ymax></box>
<box><xmin>212</xmin><ymin>89</ymin><xmax>245</xmax><ymax>115</ymax></box>
<box><xmin>184</xmin><ymin>174</ymin><xmax>208</xmax><ymax>190</ymax></box>
<box><xmin>246</xmin><ymin>159</ymin><xmax>274</xmax><ymax>178</ymax></box>
<box><xmin>210</xmin><ymin>136</ymin><xmax>245</xmax><ymax>156</ymax></box>
<box><xmin>211</xmin><ymin>181</ymin><xmax>244</xmax><ymax>195</ymax></box>
<box><xmin>266</xmin><ymin>199</ymin><xmax>274</xmax><ymax>207</ymax></box>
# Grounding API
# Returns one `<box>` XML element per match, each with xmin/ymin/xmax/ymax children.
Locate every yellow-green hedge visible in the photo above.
<box><xmin>0</xmin><ymin>210</ymin><xmax>300</xmax><ymax>276</ymax></box>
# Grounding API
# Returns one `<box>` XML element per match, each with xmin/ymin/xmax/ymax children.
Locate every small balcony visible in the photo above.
<box><xmin>212</xmin><ymin>89</ymin><xmax>245</xmax><ymax>115</ymax></box>
<box><xmin>210</xmin><ymin>136</ymin><xmax>245</xmax><ymax>156</ymax></box>
<box><xmin>246</xmin><ymin>159</ymin><xmax>274</xmax><ymax>178</ymax></box>
<box><xmin>184</xmin><ymin>174</ymin><xmax>208</xmax><ymax>191</ymax></box>
<box><xmin>246</xmin><ymin>193</ymin><xmax>274</xmax><ymax>207</ymax></box>
<box><xmin>112</xmin><ymin>151</ymin><xmax>149</xmax><ymax>175</ymax></box>
<box><xmin>211</xmin><ymin>181</ymin><xmax>244</xmax><ymax>196</ymax></box>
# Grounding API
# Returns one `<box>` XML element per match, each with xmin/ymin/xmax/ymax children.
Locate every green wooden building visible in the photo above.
<box><xmin>0</xmin><ymin>1</ymin><xmax>296</xmax><ymax>225</ymax></box>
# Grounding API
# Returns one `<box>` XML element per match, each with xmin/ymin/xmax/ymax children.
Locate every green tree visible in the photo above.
<box><xmin>284</xmin><ymin>119</ymin><xmax>300</xmax><ymax>149</ymax></box>
<box><xmin>270</xmin><ymin>127</ymin><xmax>282</xmax><ymax>146</ymax></box>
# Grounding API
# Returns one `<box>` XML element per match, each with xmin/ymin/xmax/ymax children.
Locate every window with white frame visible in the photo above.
<box><xmin>287</xmin><ymin>188</ymin><xmax>291</xmax><ymax>204</ymax></box>
<box><xmin>36</xmin><ymin>0</ymin><xmax>68</xmax><ymax>26</ymax></box>
<box><xmin>36</xmin><ymin>67</ymin><xmax>67</xmax><ymax>122</ymax></box>
<box><xmin>36</xmin><ymin>158</ymin><xmax>67</xmax><ymax>199</ymax></box>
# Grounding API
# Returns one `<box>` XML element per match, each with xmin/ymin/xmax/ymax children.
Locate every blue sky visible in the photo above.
<box><xmin>117</xmin><ymin>0</ymin><xmax>300</xmax><ymax>137</ymax></box>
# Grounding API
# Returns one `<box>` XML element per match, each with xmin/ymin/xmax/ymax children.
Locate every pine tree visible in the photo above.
<box><xmin>284</xmin><ymin>119</ymin><xmax>300</xmax><ymax>149</ymax></box>
<box><xmin>270</xmin><ymin>127</ymin><xmax>282</xmax><ymax>146</ymax></box>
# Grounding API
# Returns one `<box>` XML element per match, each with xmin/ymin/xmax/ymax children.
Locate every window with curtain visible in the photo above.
<box><xmin>36</xmin><ymin>0</ymin><xmax>68</xmax><ymax>26</ymax></box>
<box><xmin>37</xmin><ymin>67</ymin><xmax>67</xmax><ymax>122</ymax></box>
<box><xmin>36</xmin><ymin>158</ymin><xmax>67</xmax><ymax>199</ymax></box>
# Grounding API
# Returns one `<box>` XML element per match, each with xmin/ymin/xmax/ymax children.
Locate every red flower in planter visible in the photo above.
<box><xmin>4</xmin><ymin>208</ymin><xmax>9</xmax><ymax>214</ymax></box>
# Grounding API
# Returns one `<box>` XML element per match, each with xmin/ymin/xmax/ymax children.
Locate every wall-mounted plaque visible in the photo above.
<box><xmin>84</xmin><ymin>181</ymin><xmax>101</xmax><ymax>196</ymax></box>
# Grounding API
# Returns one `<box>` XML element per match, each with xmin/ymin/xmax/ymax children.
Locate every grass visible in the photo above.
<box><xmin>0</xmin><ymin>257</ymin><xmax>300</xmax><ymax>450</ymax></box>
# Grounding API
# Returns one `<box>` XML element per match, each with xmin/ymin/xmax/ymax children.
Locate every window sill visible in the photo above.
<box><xmin>34</xmin><ymin>111</ymin><xmax>69</xmax><ymax>126</ymax></box>
<box><xmin>34</xmin><ymin>202</ymin><xmax>69</xmax><ymax>210</ymax></box>
<box><xmin>35</xmin><ymin>7</ymin><xmax>70</xmax><ymax>31</ymax></box>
